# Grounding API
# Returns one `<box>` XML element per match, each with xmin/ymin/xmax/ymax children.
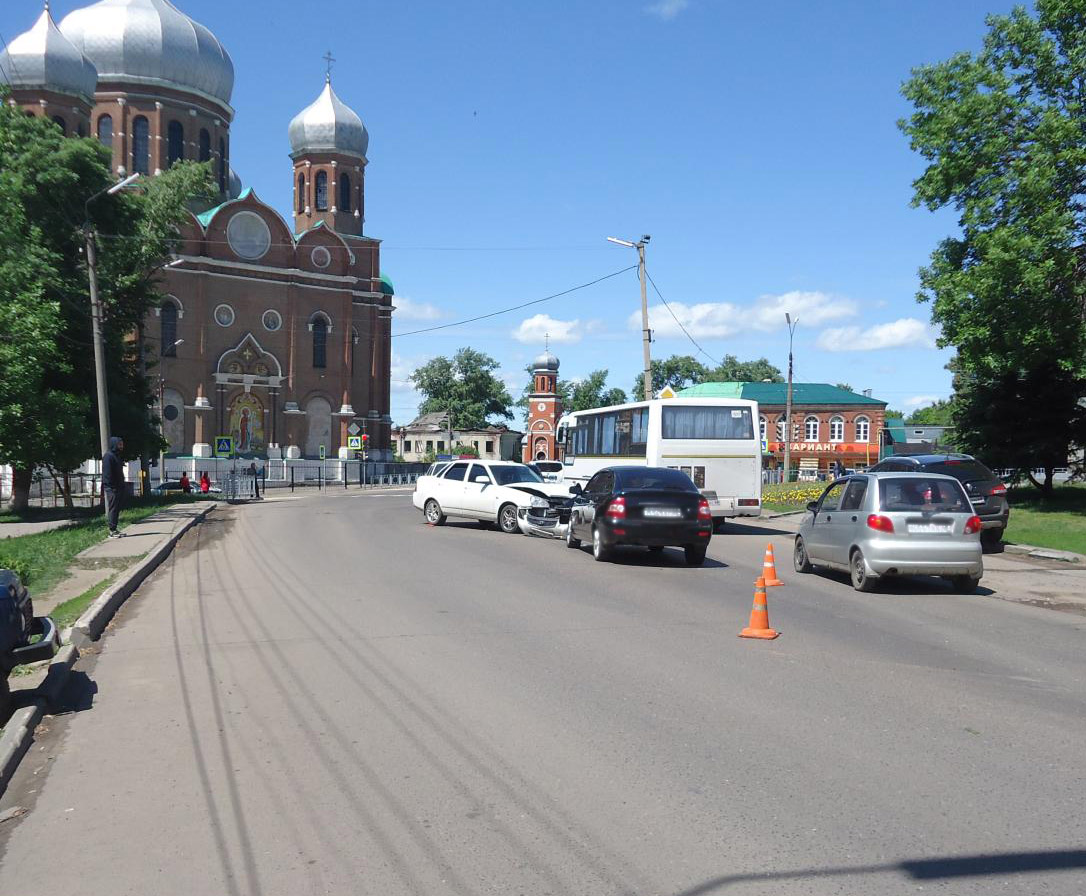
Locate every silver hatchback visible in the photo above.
<box><xmin>794</xmin><ymin>472</ymin><xmax>984</xmax><ymax>593</ymax></box>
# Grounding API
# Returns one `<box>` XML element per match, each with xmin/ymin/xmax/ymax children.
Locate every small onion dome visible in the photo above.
<box><xmin>228</xmin><ymin>166</ymin><xmax>242</xmax><ymax>199</ymax></box>
<box><xmin>533</xmin><ymin>350</ymin><xmax>560</xmax><ymax>372</ymax></box>
<box><xmin>378</xmin><ymin>273</ymin><xmax>395</xmax><ymax>296</ymax></box>
<box><xmin>289</xmin><ymin>79</ymin><xmax>368</xmax><ymax>159</ymax></box>
<box><xmin>0</xmin><ymin>6</ymin><xmax>98</xmax><ymax>103</ymax></box>
<box><xmin>59</xmin><ymin>0</ymin><xmax>234</xmax><ymax>107</ymax></box>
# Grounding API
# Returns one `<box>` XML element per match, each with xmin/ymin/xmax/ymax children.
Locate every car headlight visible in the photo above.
<box><xmin>530</xmin><ymin>496</ymin><xmax>550</xmax><ymax>509</ymax></box>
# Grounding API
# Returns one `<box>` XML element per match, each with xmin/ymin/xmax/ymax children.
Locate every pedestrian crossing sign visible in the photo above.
<box><xmin>347</xmin><ymin>436</ymin><xmax>363</xmax><ymax>450</ymax></box>
<box><xmin>214</xmin><ymin>436</ymin><xmax>234</xmax><ymax>457</ymax></box>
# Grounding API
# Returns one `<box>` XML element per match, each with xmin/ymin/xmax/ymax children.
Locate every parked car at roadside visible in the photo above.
<box><xmin>793</xmin><ymin>472</ymin><xmax>984</xmax><ymax>593</ymax></box>
<box><xmin>565</xmin><ymin>466</ymin><xmax>713</xmax><ymax>566</ymax></box>
<box><xmin>413</xmin><ymin>460</ymin><xmax>574</xmax><ymax>533</ymax></box>
<box><xmin>866</xmin><ymin>454</ymin><xmax>1008</xmax><ymax>551</ymax></box>
<box><xmin>1</xmin><ymin>569</ymin><xmax>60</xmax><ymax>714</ymax></box>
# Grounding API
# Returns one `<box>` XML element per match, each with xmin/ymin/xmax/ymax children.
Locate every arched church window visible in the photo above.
<box><xmin>97</xmin><ymin>115</ymin><xmax>113</xmax><ymax>150</ymax></box>
<box><xmin>51</xmin><ymin>115</ymin><xmax>67</xmax><ymax>135</ymax></box>
<box><xmin>297</xmin><ymin>174</ymin><xmax>306</xmax><ymax>213</ymax></box>
<box><xmin>160</xmin><ymin>302</ymin><xmax>178</xmax><ymax>356</ymax></box>
<box><xmin>198</xmin><ymin>129</ymin><xmax>210</xmax><ymax>162</ymax></box>
<box><xmin>132</xmin><ymin>116</ymin><xmax>150</xmax><ymax>175</ymax></box>
<box><xmin>218</xmin><ymin>138</ymin><xmax>227</xmax><ymax>193</ymax></box>
<box><xmin>312</xmin><ymin>318</ymin><xmax>328</xmax><ymax>368</ymax></box>
<box><xmin>339</xmin><ymin>173</ymin><xmax>351</xmax><ymax>212</ymax></box>
<box><xmin>315</xmin><ymin>172</ymin><xmax>328</xmax><ymax>211</ymax></box>
<box><xmin>167</xmin><ymin>120</ymin><xmax>184</xmax><ymax>164</ymax></box>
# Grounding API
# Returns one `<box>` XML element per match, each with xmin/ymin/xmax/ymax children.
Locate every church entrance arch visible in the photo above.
<box><xmin>229</xmin><ymin>392</ymin><xmax>265</xmax><ymax>456</ymax></box>
<box><xmin>305</xmin><ymin>396</ymin><xmax>332</xmax><ymax>458</ymax></box>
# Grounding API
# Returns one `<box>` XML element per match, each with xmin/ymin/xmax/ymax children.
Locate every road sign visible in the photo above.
<box><xmin>319</xmin><ymin>444</ymin><xmax>326</xmax><ymax>460</ymax></box>
<box><xmin>347</xmin><ymin>436</ymin><xmax>362</xmax><ymax>450</ymax></box>
<box><xmin>214</xmin><ymin>436</ymin><xmax>234</xmax><ymax>457</ymax></box>
<box><xmin>658</xmin><ymin>385</ymin><xmax>677</xmax><ymax>399</ymax></box>
<box><xmin>347</xmin><ymin>422</ymin><xmax>361</xmax><ymax>436</ymax></box>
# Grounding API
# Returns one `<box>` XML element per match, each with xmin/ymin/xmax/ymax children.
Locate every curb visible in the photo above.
<box><xmin>0</xmin><ymin>703</ymin><xmax>44</xmax><ymax>794</ymax></box>
<box><xmin>70</xmin><ymin>504</ymin><xmax>215</xmax><ymax>648</ymax></box>
<box><xmin>1004</xmin><ymin>543</ymin><xmax>1085</xmax><ymax>564</ymax></box>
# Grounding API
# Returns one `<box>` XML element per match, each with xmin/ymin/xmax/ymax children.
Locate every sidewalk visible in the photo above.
<box><xmin>75</xmin><ymin>502</ymin><xmax>210</xmax><ymax>564</ymax></box>
<box><xmin>0</xmin><ymin>518</ymin><xmax>77</xmax><ymax>539</ymax></box>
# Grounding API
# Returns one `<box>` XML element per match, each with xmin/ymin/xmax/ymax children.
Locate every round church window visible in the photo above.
<box><xmin>226</xmin><ymin>211</ymin><xmax>271</xmax><ymax>260</ymax></box>
<box><xmin>163</xmin><ymin>404</ymin><xmax>179</xmax><ymax>422</ymax></box>
<box><xmin>262</xmin><ymin>310</ymin><xmax>282</xmax><ymax>332</ymax></box>
<box><xmin>214</xmin><ymin>303</ymin><xmax>235</xmax><ymax>327</ymax></box>
<box><xmin>311</xmin><ymin>246</ymin><xmax>331</xmax><ymax>269</ymax></box>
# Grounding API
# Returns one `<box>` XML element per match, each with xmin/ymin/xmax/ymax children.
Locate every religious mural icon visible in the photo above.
<box><xmin>229</xmin><ymin>393</ymin><xmax>265</xmax><ymax>455</ymax></box>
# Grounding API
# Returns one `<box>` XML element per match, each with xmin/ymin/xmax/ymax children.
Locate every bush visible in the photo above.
<box><xmin>0</xmin><ymin>556</ymin><xmax>32</xmax><ymax>586</ymax></box>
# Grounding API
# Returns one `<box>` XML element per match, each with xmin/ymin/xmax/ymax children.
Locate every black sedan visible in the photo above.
<box><xmin>565</xmin><ymin>466</ymin><xmax>713</xmax><ymax>566</ymax></box>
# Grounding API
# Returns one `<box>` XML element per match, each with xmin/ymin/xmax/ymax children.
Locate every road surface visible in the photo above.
<box><xmin>1</xmin><ymin>490</ymin><xmax>1084</xmax><ymax>895</ymax></box>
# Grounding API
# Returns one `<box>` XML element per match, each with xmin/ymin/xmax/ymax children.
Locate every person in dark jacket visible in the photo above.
<box><xmin>102</xmin><ymin>436</ymin><xmax>125</xmax><ymax>538</ymax></box>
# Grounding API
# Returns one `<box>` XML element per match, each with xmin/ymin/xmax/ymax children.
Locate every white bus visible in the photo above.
<box><xmin>557</xmin><ymin>397</ymin><xmax>762</xmax><ymax>527</ymax></box>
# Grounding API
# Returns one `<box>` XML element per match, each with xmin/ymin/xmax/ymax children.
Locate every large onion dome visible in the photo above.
<box><xmin>533</xmin><ymin>351</ymin><xmax>560</xmax><ymax>372</ymax></box>
<box><xmin>288</xmin><ymin>79</ymin><xmax>369</xmax><ymax>159</ymax></box>
<box><xmin>58</xmin><ymin>0</ymin><xmax>234</xmax><ymax>107</ymax></box>
<box><xmin>0</xmin><ymin>6</ymin><xmax>98</xmax><ymax>102</ymax></box>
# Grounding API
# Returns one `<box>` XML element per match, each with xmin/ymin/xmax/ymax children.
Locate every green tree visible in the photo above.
<box><xmin>567</xmin><ymin>370</ymin><xmax>627</xmax><ymax>411</ymax></box>
<box><xmin>410</xmin><ymin>348</ymin><xmax>514</xmax><ymax>429</ymax></box>
<box><xmin>906</xmin><ymin>400</ymin><xmax>955</xmax><ymax>426</ymax></box>
<box><xmin>631</xmin><ymin>355</ymin><xmax>709</xmax><ymax>401</ymax></box>
<box><xmin>836</xmin><ymin>383</ymin><xmax>854</xmax><ymax>393</ymax></box>
<box><xmin>452</xmin><ymin>442</ymin><xmax>480</xmax><ymax>458</ymax></box>
<box><xmin>0</xmin><ymin>97</ymin><xmax>214</xmax><ymax>508</ymax></box>
<box><xmin>899</xmin><ymin>0</ymin><xmax>1086</xmax><ymax>493</ymax></box>
<box><xmin>706</xmin><ymin>355</ymin><xmax>784</xmax><ymax>383</ymax></box>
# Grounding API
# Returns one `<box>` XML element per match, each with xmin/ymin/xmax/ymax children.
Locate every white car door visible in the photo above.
<box><xmin>461</xmin><ymin>463</ymin><xmax>497</xmax><ymax>517</ymax></box>
<box><xmin>434</xmin><ymin>461</ymin><xmax>470</xmax><ymax>514</ymax></box>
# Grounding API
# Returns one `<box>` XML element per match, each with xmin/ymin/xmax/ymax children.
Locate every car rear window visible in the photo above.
<box><xmin>615</xmin><ymin>468</ymin><xmax>698</xmax><ymax>492</ymax></box>
<box><xmin>922</xmin><ymin>460</ymin><xmax>995</xmax><ymax>482</ymax></box>
<box><xmin>878</xmin><ymin>477</ymin><xmax>970</xmax><ymax>513</ymax></box>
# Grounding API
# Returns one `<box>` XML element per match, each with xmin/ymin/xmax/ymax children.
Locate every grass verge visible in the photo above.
<box><xmin>761</xmin><ymin>482</ymin><xmax>827</xmax><ymax>515</ymax></box>
<box><xmin>51</xmin><ymin>574</ymin><xmax>118</xmax><ymax>631</ymax></box>
<box><xmin>1005</xmin><ymin>484</ymin><xmax>1086</xmax><ymax>555</ymax></box>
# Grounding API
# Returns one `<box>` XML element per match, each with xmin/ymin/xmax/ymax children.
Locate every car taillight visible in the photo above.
<box><xmin>867</xmin><ymin>514</ymin><xmax>894</xmax><ymax>533</ymax></box>
<box><xmin>737</xmin><ymin>498</ymin><xmax>759</xmax><ymax>507</ymax></box>
<box><xmin>964</xmin><ymin>515</ymin><xmax>982</xmax><ymax>534</ymax></box>
<box><xmin>605</xmin><ymin>497</ymin><xmax>626</xmax><ymax>519</ymax></box>
<box><xmin>698</xmin><ymin>499</ymin><xmax>712</xmax><ymax>521</ymax></box>
<box><xmin>989</xmin><ymin>484</ymin><xmax>1007</xmax><ymax>496</ymax></box>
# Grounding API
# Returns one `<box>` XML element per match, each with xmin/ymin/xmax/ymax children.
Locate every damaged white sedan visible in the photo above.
<box><xmin>413</xmin><ymin>460</ymin><xmax>576</xmax><ymax>535</ymax></box>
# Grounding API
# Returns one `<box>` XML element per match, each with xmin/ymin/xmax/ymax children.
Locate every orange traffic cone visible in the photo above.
<box><xmin>762</xmin><ymin>542</ymin><xmax>784</xmax><ymax>586</ymax></box>
<box><xmin>739</xmin><ymin>577</ymin><xmax>780</xmax><ymax>640</ymax></box>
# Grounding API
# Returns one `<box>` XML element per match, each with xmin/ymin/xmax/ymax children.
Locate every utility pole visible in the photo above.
<box><xmin>85</xmin><ymin>224</ymin><xmax>111</xmax><ymax>458</ymax></box>
<box><xmin>783</xmin><ymin>313</ymin><xmax>798</xmax><ymax>483</ymax></box>
<box><xmin>447</xmin><ymin>408</ymin><xmax>454</xmax><ymax>457</ymax></box>
<box><xmin>607</xmin><ymin>235</ymin><xmax>653</xmax><ymax>400</ymax></box>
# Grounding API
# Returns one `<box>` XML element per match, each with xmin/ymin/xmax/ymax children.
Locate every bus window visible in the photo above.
<box><xmin>662</xmin><ymin>406</ymin><xmax>755</xmax><ymax>440</ymax></box>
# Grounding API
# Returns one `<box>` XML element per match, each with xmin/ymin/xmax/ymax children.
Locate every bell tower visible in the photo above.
<box><xmin>523</xmin><ymin>346</ymin><xmax>562</xmax><ymax>463</ymax></box>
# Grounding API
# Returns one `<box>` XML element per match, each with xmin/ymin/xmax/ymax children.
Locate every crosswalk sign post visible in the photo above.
<box><xmin>347</xmin><ymin>435</ymin><xmax>362</xmax><ymax>451</ymax></box>
<box><xmin>215</xmin><ymin>436</ymin><xmax>234</xmax><ymax>458</ymax></box>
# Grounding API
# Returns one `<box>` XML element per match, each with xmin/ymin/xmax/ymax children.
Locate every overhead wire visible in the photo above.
<box><xmin>643</xmin><ymin>267</ymin><xmax>720</xmax><ymax>367</ymax></box>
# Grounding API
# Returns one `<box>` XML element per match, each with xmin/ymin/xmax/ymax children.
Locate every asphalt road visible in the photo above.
<box><xmin>1</xmin><ymin>490</ymin><xmax>1084</xmax><ymax>895</ymax></box>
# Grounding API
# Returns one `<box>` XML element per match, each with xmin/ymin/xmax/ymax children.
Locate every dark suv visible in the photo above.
<box><xmin>1</xmin><ymin>569</ymin><xmax>60</xmax><ymax>714</ymax></box>
<box><xmin>867</xmin><ymin>454</ymin><xmax>1008</xmax><ymax>551</ymax></box>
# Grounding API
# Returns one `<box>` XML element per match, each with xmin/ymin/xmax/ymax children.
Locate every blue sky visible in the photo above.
<box><xmin>3</xmin><ymin>0</ymin><xmax>1022</xmax><ymax>426</ymax></box>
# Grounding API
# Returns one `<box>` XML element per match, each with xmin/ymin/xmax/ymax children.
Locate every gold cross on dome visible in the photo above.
<box><xmin>323</xmin><ymin>51</ymin><xmax>336</xmax><ymax>83</ymax></box>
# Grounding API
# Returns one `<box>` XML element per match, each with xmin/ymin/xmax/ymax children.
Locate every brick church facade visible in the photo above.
<box><xmin>1</xmin><ymin>0</ymin><xmax>395</xmax><ymax>461</ymax></box>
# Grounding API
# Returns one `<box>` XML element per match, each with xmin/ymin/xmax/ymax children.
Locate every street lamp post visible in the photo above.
<box><xmin>83</xmin><ymin>173</ymin><xmax>141</xmax><ymax>458</ymax></box>
<box><xmin>607</xmin><ymin>235</ymin><xmax>652</xmax><ymax>400</ymax></box>
<box><xmin>783</xmin><ymin>313</ymin><xmax>798</xmax><ymax>483</ymax></box>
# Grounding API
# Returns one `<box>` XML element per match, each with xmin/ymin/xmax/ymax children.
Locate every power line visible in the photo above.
<box><xmin>393</xmin><ymin>265</ymin><xmax>638</xmax><ymax>338</ymax></box>
<box><xmin>643</xmin><ymin>267</ymin><xmax>719</xmax><ymax>367</ymax></box>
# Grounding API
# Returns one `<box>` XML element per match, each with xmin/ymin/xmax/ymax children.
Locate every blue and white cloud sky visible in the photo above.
<box><xmin>3</xmin><ymin>0</ymin><xmax>1021</xmax><ymax>425</ymax></box>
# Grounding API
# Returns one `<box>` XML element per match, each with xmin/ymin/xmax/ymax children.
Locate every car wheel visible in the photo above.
<box><xmin>981</xmin><ymin>529</ymin><xmax>1005</xmax><ymax>554</ymax></box>
<box><xmin>498</xmin><ymin>503</ymin><xmax>520</xmax><ymax>534</ymax></box>
<box><xmin>684</xmin><ymin>545</ymin><xmax>707</xmax><ymax>566</ymax></box>
<box><xmin>424</xmin><ymin>499</ymin><xmax>446</xmax><ymax>526</ymax></box>
<box><xmin>793</xmin><ymin>536</ymin><xmax>813</xmax><ymax>573</ymax></box>
<box><xmin>850</xmin><ymin>548</ymin><xmax>876</xmax><ymax>592</ymax></box>
<box><xmin>592</xmin><ymin>526</ymin><xmax>612</xmax><ymax>562</ymax></box>
<box><xmin>565</xmin><ymin>521</ymin><xmax>581</xmax><ymax>549</ymax></box>
<box><xmin>950</xmin><ymin>574</ymin><xmax>981</xmax><ymax>594</ymax></box>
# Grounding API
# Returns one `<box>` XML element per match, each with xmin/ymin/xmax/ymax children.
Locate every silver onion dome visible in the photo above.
<box><xmin>59</xmin><ymin>0</ymin><xmax>234</xmax><ymax>107</ymax></box>
<box><xmin>228</xmin><ymin>166</ymin><xmax>242</xmax><ymax>199</ymax></box>
<box><xmin>288</xmin><ymin>79</ymin><xmax>369</xmax><ymax>159</ymax></box>
<box><xmin>533</xmin><ymin>351</ymin><xmax>560</xmax><ymax>372</ymax></box>
<box><xmin>0</xmin><ymin>6</ymin><xmax>98</xmax><ymax>102</ymax></box>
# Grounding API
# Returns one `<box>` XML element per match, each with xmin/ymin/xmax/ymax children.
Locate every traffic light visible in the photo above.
<box><xmin>361</xmin><ymin>433</ymin><xmax>370</xmax><ymax>447</ymax></box>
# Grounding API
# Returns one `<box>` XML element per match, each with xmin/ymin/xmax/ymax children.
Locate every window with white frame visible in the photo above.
<box><xmin>804</xmin><ymin>415</ymin><xmax>819</xmax><ymax>442</ymax></box>
<box><xmin>855</xmin><ymin>416</ymin><xmax>870</xmax><ymax>443</ymax></box>
<box><xmin>829</xmin><ymin>415</ymin><xmax>844</xmax><ymax>442</ymax></box>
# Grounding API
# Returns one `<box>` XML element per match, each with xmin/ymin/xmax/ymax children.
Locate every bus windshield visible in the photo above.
<box><xmin>661</xmin><ymin>406</ymin><xmax>755</xmax><ymax>440</ymax></box>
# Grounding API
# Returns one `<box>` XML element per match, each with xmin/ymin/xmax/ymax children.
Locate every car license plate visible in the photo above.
<box><xmin>643</xmin><ymin>508</ymin><xmax>682</xmax><ymax>519</ymax></box>
<box><xmin>908</xmin><ymin>523</ymin><xmax>952</xmax><ymax>534</ymax></box>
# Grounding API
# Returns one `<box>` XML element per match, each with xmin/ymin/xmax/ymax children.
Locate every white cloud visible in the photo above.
<box><xmin>629</xmin><ymin>290</ymin><xmax>857</xmax><ymax>340</ymax></box>
<box><xmin>646</xmin><ymin>0</ymin><xmax>689</xmax><ymax>20</ymax></box>
<box><xmin>816</xmin><ymin>318</ymin><xmax>937</xmax><ymax>352</ymax></box>
<box><xmin>513</xmin><ymin>313</ymin><xmax>583</xmax><ymax>345</ymax></box>
<box><xmin>393</xmin><ymin>296</ymin><xmax>445</xmax><ymax>322</ymax></box>
<box><xmin>904</xmin><ymin>395</ymin><xmax>941</xmax><ymax>410</ymax></box>
<box><xmin>390</xmin><ymin>351</ymin><xmax>430</xmax><ymax>394</ymax></box>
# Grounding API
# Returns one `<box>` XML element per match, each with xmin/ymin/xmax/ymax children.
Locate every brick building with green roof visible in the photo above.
<box><xmin>678</xmin><ymin>382</ymin><xmax>888</xmax><ymax>476</ymax></box>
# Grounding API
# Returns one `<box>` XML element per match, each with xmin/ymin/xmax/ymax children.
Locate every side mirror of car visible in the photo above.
<box><xmin>807</xmin><ymin>501</ymin><xmax>819</xmax><ymax>513</ymax></box>
<box><xmin>569</xmin><ymin>483</ymin><xmax>583</xmax><ymax>495</ymax></box>
<box><xmin>476</xmin><ymin>476</ymin><xmax>491</xmax><ymax>485</ymax></box>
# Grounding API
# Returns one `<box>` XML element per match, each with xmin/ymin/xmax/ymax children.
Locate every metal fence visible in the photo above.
<box><xmin>1</xmin><ymin>471</ymin><xmax>106</xmax><ymax>509</ymax></box>
<box><xmin>161</xmin><ymin>460</ymin><xmax>429</xmax><ymax>495</ymax></box>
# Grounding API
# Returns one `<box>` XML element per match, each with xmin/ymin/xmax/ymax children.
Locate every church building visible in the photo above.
<box><xmin>523</xmin><ymin>350</ymin><xmax>563</xmax><ymax>462</ymax></box>
<box><xmin>1</xmin><ymin>0</ymin><xmax>395</xmax><ymax>460</ymax></box>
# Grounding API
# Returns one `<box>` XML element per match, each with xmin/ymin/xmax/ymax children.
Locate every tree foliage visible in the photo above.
<box><xmin>899</xmin><ymin>0</ymin><xmax>1086</xmax><ymax>491</ymax></box>
<box><xmin>410</xmin><ymin>348</ymin><xmax>514</xmax><ymax>429</ymax></box>
<box><xmin>515</xmin><ymin>367</ymin><xmax>627</xmax><ymax>413</ymax></box>
<box><xmin>631</xmin><ymin>354</ymin><xmax>784</xmax><ymax>401</ymax></box>
<box><xmin>906</xmin><ymin>399</ymin><xmax>956</xmax><ymax>426</ymax></box>
<box><xmin>0</xmin><ymin>96</ymin><xmax>214</xmax><ymax>507</ymax></box>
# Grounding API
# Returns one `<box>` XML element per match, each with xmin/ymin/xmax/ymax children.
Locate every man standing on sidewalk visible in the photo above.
<box><xmin>103</xmin><ymin>436</ymin><xmax>125</xmax><ymax>538</ymax></box>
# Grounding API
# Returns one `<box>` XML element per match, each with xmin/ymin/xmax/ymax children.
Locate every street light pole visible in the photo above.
<box><xmin>608</xmin><ymin>235</ymin><xmax>653</xmax><ymax>400</ymax></box>
<box><xmin>784</xmin><ymin>313</ymin><xmax>798</xmax><ymax>483</ymax></box>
